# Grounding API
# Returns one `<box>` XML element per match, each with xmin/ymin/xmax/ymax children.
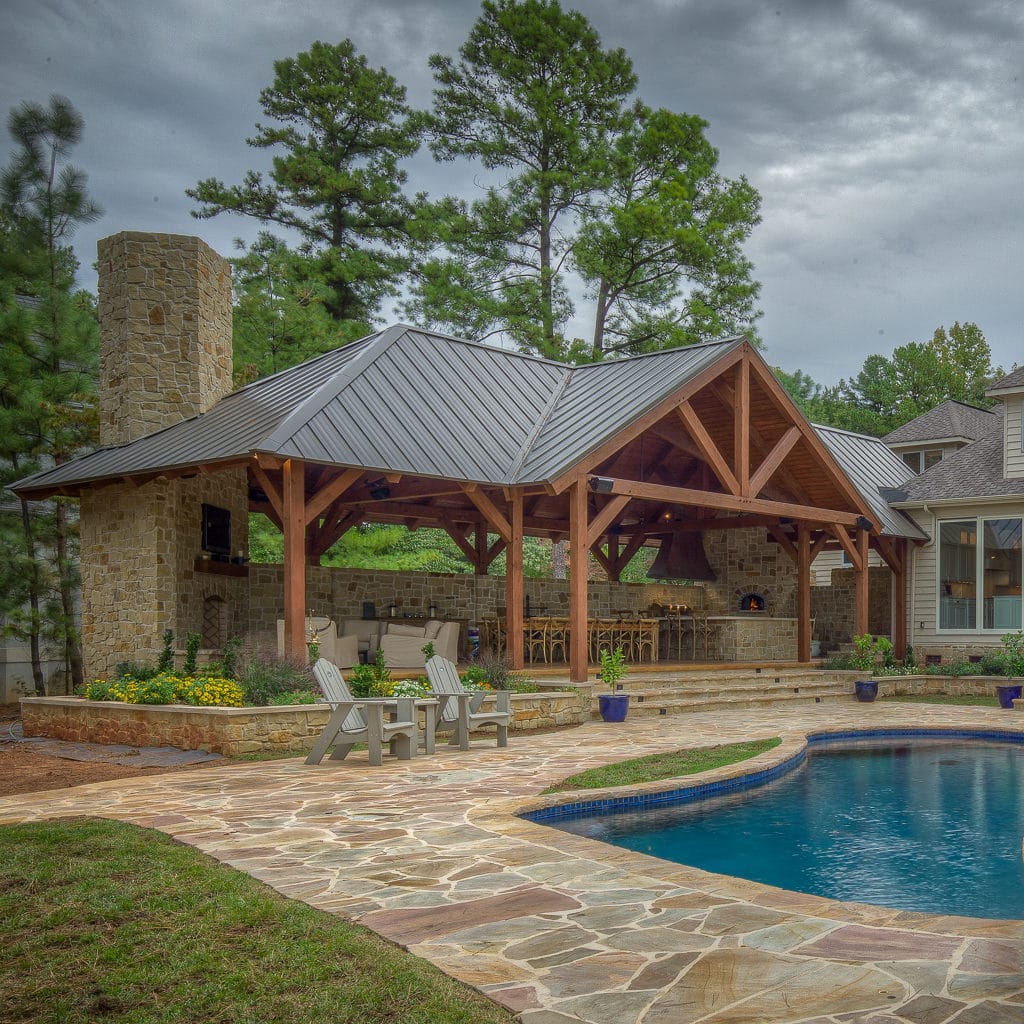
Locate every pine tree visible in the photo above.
<box><xmin>0</xmin><ymin>95</ymin><xmax>101</xmax><ymax>692</ymax></box>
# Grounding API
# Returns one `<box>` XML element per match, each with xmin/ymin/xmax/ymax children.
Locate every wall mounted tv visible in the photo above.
<box><xmin>201</xmin><ymin>504</ymin><xmax>232</xmax><ymax>561</ymax></box>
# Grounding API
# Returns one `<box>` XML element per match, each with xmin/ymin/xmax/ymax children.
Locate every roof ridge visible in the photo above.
<box><xmin>258</xmin><ymin>325</ymin><xmax>409</xmax><ymax>452</ymax></box>
<box><xmin>507</xmin><ymin>365</ymin><xmax>574</xmax><ymax>482</ymax></box>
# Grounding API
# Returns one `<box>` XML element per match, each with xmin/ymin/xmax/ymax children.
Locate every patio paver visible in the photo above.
<box><xmin>1</xmin><ymin>702</ymin><xmax>1023</xmax><ymax>1023</ymax></box>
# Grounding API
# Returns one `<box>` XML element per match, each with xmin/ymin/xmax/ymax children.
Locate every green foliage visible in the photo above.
<box><xmin>350</xmin><ymin>649</ymin><xmax>392</xmax><ymax>698</ymax></box>
<box><xmin>421</xmin><ymin>640</ymin><xmax>435</xmax><ymax>661</ymax></box>
<box><xmin>188</xmin><ymin>39</ymin><xmax>426</xmax><ymax>332</ymax></box>
<box><xmin>111</xmin><ymin>660</ymin><xmax>160</xmax><ymax>682</ymax></box>
<box><xmin>158</xmin><ymin>629</ymin><xmax>175</xmax><ymax>673</ymax></box>
<box><xmin>268</xmin><ymin>690</ymin><xmax>318</xmax><ymax>706</ymax></box>
<box><xmin>183</xmin><ymin>632</ymin><xmax>202</xmax><ymax>676</ymax></box>
<box><xmin>924</xmin><ymin>659</ymin><xmax>981</xmax><ymax>677</ymax></box>
<box><xmin>461</xmin><ymin>652</ymin><xmax>535</xmax><ymax>692</ymax></box>
<box><xmin>240</xmin><ymin>656</ymin><xmax>315</xmax><ymax>707</ymax></box>
<box><xmin>415</xmin><ymin>0</ymin><xmax>638</xmax><ymax>358</ymax></box>
<box><xmin>574</xmin><ymin>104</ymin><xmax>761</xmax><ymax>356</ymax></box>
<box><xmin>598</xmin><ymin>644</ymin><xmax>628</xmax><ymax>689</ymax></box>
<box><xmin>0</xmin><ymin>95</ymin><xmax>101</xmax><ymax>693</ymax></box>
<box><xmin>220</xmin><ymin>635</ymin><xmax>242</xmax><ymax>680</ymax></box>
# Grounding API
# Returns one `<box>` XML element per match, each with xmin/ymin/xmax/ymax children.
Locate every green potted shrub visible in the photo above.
<box><xmin>995</xmin><ymin>631</ymin><xmax>1024</xmax><ymax>709</ymax></box>
<box><xmin>598</xmin><ymin>645</ymin><xmax>629</xmax><ymax>722</ymax></box>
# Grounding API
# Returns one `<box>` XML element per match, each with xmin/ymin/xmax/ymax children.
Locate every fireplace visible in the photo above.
<box><xmin>739</xmin><ymin>592</ymin><xmax>767</xmax><ymax>613</ymax></box>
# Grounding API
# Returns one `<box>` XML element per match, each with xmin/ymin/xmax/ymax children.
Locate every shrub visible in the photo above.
<box><xmin>221</xmin><ymin>636</ymin><xmax>242</xmax><ymax>680</ymax></box>
<box><xmin>239</xmin><ymin>656</ymin><xmax>315</xmax><ymax>707</ymax></box>
<box><xmin>348</xmin><ymin>649</ymin><xmax>393</xmax><ymax>697</ymax></box>
<box><xmin>598</xmin><ymin>645</ymin><xmax>628</xmax><ymax>689</ymax></box>
<box><xmin>462</xmin><ymin>652</ymin><xmax>536</xmax><ymax>691</ymax></box>
<box><xmin>183</xmin><ymin>632</ymin><xmax>202</xmax><ymax>675</ymax></box>
<box><xmin>268</xmin><ymin>690</ymin><xmax>317</xmax><ymax>706</ymax></box>
<box><xmin>112</xmin><ymin>660</ymin><xmax>160</xmax><ymax>682</ymax></box>
<box><xmin>157</xmin><ymin>628</ymin><xmax>175</xmax><ymax>673</ymax></box>
<box><xmin>174</xmin><ymin>675</ymin><xmax>244</xmax><ymax>707</ymax></box>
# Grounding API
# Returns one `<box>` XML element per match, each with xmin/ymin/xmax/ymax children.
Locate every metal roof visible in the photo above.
<box><xmin>12</xmin><ymin>327</ymin><xmax>745</xmax><ymax>495</ymax></box>
<box><xmin>813</xmin><ymin>424</ymin><xmax>928</xmax><ymax>539</ymax></box>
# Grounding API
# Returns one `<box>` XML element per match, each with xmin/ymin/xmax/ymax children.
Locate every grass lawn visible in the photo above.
<box><xmin>879</xmin><ymin>694</ymin><xmax>1001</xmax><ymax>707</ymax></box>
<box><xmin>543</xmin><ymin>737</ymin><xmax>782</xmax><ymax>794</ymax></box>
<box><xmin>0</xmin><ymin>819</ymin><xmax>514</xmax><ymax>1024</ymax></box>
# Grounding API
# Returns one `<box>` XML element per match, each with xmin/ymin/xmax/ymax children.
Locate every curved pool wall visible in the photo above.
<box><xmin>523</xmin><ymin>727</ymin><xmax>1024</xmax><ymax>825</ymax></box>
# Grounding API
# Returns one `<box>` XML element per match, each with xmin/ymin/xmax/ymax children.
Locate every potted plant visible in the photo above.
<box><xmin>995</xmin><ymin>631</ymin><xmax>1024</xmax><ymax>709</ymax></box>
<box><xmin>598</xmin><ymin>645</ymin><xmax>629</xmax><ymax>722</ymax></box>
<box><xmin>850</xmin><ymin>633</ymin><xmax>890</xmax><ymax>702</ymax></box>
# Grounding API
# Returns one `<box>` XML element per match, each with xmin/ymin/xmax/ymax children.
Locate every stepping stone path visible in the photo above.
<box><xmin>1</xmin><ymin>702</ymin><xmax>1022</xmax><ymax>1023</ymax></box>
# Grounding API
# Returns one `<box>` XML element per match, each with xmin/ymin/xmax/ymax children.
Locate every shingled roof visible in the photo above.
<box><xmin>987</xmin><ymin>365</ymin><xmax>1024</xmax><ymax>394</ymax></box>
<box><xmin>882</xmin><ymin>399</ymin><xmax>999</xmax><ymax>446</ymax></box>
<box><xmin>897</xmin><ymin>423</ymin><xmax>1024</xmax><ymax>502</ymax></box>
<box><xmin>12</xmin><ymin>326</ymin><xmax>745</xmax><ymax>496</ymax></box>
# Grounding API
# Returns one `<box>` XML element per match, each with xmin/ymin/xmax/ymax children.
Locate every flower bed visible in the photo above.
<box><xmin>21</xmin><ymin>688</ymin><xmax>589</xmax><ymax>756</ymax></box>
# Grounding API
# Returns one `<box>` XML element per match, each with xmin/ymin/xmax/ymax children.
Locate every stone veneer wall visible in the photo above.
<box><xmin>22</xmin><ymin>691</ymin><xmax>587</xmax><ymax>755</ymax></box>
<box><xmin>81</xmin><ymin>233</ymin><xmax>245</xmax><ymax>679</ymax></box>
<box><xmin>97</xmin><ymin>232</ymin><xmax>233</xmax><ymax>444</ymax></box>
<box><xmin>810</xmin><ymin>566</ymin><xmax>892</xmax><ymax>651</ymax></box>
<box><xmin>245</xmin><ymin>564</ymin><xmax>705</xmax><ymax>640</ymax></box>
<box><xmin>702</xmin><ymin>527</ymin><xmax>797</xmax><ymax>616</ymax></box>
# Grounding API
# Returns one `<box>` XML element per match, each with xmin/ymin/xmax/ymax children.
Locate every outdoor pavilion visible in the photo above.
<box><xmin>13</xmin><ymin>324</ymin><xmax>923</xmax><ymax>683</ymax></box>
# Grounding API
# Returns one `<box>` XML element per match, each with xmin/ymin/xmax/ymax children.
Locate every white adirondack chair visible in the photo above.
<box><xmin>425</xmin><ymin>655</ymin><xmax>510</xmax><ymax>750</ymax></box>
<box><xmin>306</xmin><ymin>660</ymin><xmax>417</xmax><ymax>766</ymax></box>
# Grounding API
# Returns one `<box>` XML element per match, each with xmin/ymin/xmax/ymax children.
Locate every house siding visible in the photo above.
<box><xmin>1005</xmin><ymin>396</ymin><xmax>1024</xmax><ymax>479</ymax></box>
<box><xmin>908</xmin><ymin>500</ymin><xmax>1024</xmax><ymax>659</ymax></box>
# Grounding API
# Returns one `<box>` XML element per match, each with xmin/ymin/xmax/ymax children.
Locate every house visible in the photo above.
<box><xmin>890</xmin><ymin>372</ymin><xmax>1024</xmax><ymax>659</ymax></box>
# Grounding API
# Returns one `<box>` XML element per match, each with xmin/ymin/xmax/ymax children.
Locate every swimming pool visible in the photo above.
<box><xmin>544</xmin><ymin>736</ymin><xmax>1024</xmax><ymax>920</ymax></box>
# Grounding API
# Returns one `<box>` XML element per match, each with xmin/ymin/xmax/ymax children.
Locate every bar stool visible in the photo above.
<box><xmin>546</xmin><ymin>617</ymin><xmax>569</xmax><ymax>663</ymax></box>
<box><xmin>525</xmin><ymin>618</ymin><xmax>548</xmax><ymax>663</ymax></box>
<box><xmin>636</xmin><ymin>618</ymin><xmax>659</xmax><ymax>662</ymax></box>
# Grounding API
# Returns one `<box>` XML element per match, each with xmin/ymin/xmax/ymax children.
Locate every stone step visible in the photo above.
<box><xmin>591</xmin><ymin>689</ymin><xmax>853</xmax><ymax>719</ymax></box>
<box><xmin>612</xmin><ymin>670</ymin><xmax>852</xmax><ymax>693</ymax></box>
<box><xmin>602</xmin><ymin>680</ymin><xmax>852</xmax><ymax>703</ymax></box>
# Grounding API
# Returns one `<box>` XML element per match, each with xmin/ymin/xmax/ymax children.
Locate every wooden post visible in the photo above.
<box><xmin>735</xmin><ymin>355</ymin><xmax>750</xmax><ymax>495</ymax></box>
<box><xmin>505</xmin><ymin>493</ymin><xmax>524</xmax><ymax>670</ymax></box>
<box><xmin>281</xmin><ymin>458</ymin><xmax>307</xmax><ymax>660</ymax></box>
<box><xmin>475</xmin><ymin>521</ymin><xmax>488</xmax><ymax>575</ymax></box>
<box><xmin>568</xmin><ymin>480</ymin><xmax>589</xmax><ymax>682</ymax></box>
<box><xmin>607</xmin><ymin>534</ymin><xmax>621</xmax><ymax>583</ymax></box>
<box><xmin>892</xmin><ymin>538</ymin><xmax>907</xmax><ymax>660</ymax></box>
<box><xmin>797</xmin><ymin>522</ymin><xmax>811</xmax><ymax>662</ymax></box>
<box><xmin>855</xmin><ymin>524</ymin><xmax>870</xmax><ymax>638</ymax></box>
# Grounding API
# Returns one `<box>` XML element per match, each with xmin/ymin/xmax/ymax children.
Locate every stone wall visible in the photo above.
<box><xmin>810</xmin><ymin>566</ymin><xmax>892</xmax><ymax>651</ymax></box>
<box><xmin>21</xmin><ymin>691</ymin><xmax>588</xmax><ymax>755</ymax></box>
<box><xmin>246</xmin><ymin>564</ymin><xmax>705</xmax><ymax>641</ymax></box>
<box><xmin>97</xmin><ymin>232</ymin><xmax>232</xmax><ymax>445</ymax></box>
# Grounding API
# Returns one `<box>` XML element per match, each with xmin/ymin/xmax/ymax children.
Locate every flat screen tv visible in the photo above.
<box><xmin>201</xmin><ymin>504</ymin><xmax>232</xmax><ymax>561</ymax></box>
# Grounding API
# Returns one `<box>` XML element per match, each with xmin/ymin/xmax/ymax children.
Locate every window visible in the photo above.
<box><xmin>902</xmin><ymin>449</ymin><xmax>944</xmax><ymax>473</ymax></box>
<box><xmin>938</xmin><ymin>516</ymin><xmax>1023</xmax><ymax>632</ymax></box>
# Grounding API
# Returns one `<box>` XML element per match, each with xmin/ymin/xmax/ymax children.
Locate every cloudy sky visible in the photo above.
<box><xmin>2</xmin><ymin>0</ymin><xmax>1022</xmax><ymax>384</ymax></box>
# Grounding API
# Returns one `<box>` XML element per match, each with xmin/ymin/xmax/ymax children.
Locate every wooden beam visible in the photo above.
<box><xmin>311</xmin><ymin>509</ymin><xmax>361</xmax><ymax>558</ymax></box>
<box><xmin>809</xmin><ymin>530</ymin><xmax>829</xmax><ymax>563</ymax></box>
<box><xmin>281</xmin><ymin>459</ymin><xmax>307</xmax><ymax>661</ymax></box>
<box><xmin>441</xmin><ymin>520</ymin><xmax>478</xmax><ymax>564</ymax></box>
<box><xmin>568</xmin><ymin>480</ymin><xmax>590</xmax><ymax>682</ymax></box>
<box><xmin>830</xmin><ymin>525</ymin><xmax>862</xmax><ymax>571</ymax></box>
<box><xmin>547</xmin><ymin>343</ymin><xmax>746</xmax><ymax>494</ymax></box>
<box><xmin>734</xmin><ymin>356</ymin><xmax>750</xmax><ymax>495</ymax></box>
<box><xmin>602</xmin><ymin>477</ymin><xmax>861</xmax><ymax>526</ymax></box>
<box><xmin>586</xmin><ymin>494</ymin><xmax>631</xmax><ymax>547</ymax></box>
<box><xmin>606</xmin><ymin>534</ymin><xmax>621</xmax><ymax>583</ymax></box>
<box><xmin>250</xmin><ymin>462</ymin><xmax>283</xmax><ymax>520</ymax></box>
<box><xmin>613</xmin><ymin>531</ymin><xmax>648</xmax><ymax>575</ymax></box>
<box><xmin>767</xmin><ymin>525</ymin><xmax>798</xmax><ymax>563</ymax></box>
<box><xmin>591</xmin><ymin>543</ymin><xmax>614</xmax><ymax>578</ymax></box>
<box><xmin>797</xmin><ymin>523</ymin><xmax>811</xmax><ymax>662</ymax></box>
<box><xmin>463</xmin><ymin>487</ymin><xmax>512</xmax><ymax>543</ymax></box>
<box><xmin>474</xmin><ymin>522</ymin><xmax>489</xmax><ymax>575</ymax></box>
<box><xmin>303</xmin><ymin>467</ymin><xmax>362</xmax><ymax>526</ymax></box>
<box><xmin>748</xmin><ymin>425</ymin><xmax>801</xmax><ymax>498</ymax></box>
<box><xmin>506</xmin><ymin>492</ymin><xmax>525</xmax><ymax>671</ymax></box>
<box><xmin>677</xmin><ymin>402</ymin><xmax>741</xmax><ymax>496</ymax></box>
<box><xmin>855</xmin><ymin>524</ymin><xmax>870</xmax><ymax>638</ymax></box>
<box><xmin>249</xmin><ymin>499</ymin><xmax>283</xmax><ymax>532</ymax></box>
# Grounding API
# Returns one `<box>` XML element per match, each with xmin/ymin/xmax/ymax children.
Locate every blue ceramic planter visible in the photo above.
<box><xmin>855</xmin><ymin>680</ymin><xmax>878</xmax><ymax>702</ymax></box>
<box><xmin>599</xmin><ymin>693</ymin><xmax>629</xmax><ymax>723</ymax></box>
<box><xmin>996</xmin><ymin>684</ymin><xmax>1022</xmax><ymax>709</ymax></box>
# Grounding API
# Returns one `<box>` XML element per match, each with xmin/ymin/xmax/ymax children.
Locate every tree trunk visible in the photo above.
<box><xmin>55</xmin><ymin>497</ymin><xmax>83</xmax><ymax>692</ymax></box>
<box><xmin>591</xmin><ymin>277</ymin><xmax>610</xmax><ymax>359</ymax></box>
<box><xmin>17</xmin><ymin>498</ymin><xmax>45</xmax><ymax>694</ymax></box>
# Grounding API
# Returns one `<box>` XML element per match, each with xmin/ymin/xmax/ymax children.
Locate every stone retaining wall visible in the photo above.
<box><xmin>21</xmin><ymin>689</ymin><xmax>588</xmax><ymax>756</ymax></box>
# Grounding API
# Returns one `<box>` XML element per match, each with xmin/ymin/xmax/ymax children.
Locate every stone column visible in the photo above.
<box><xmin>81</xmin><ymin>232</ymin><xmax>245</xmax><ymax>678</ymax></box>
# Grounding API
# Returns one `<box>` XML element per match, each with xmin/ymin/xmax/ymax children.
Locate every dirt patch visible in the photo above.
<box><xmin>0</xmin><ymin>703</ymin><xmax>223</xmax><ymax>799</ymax></box>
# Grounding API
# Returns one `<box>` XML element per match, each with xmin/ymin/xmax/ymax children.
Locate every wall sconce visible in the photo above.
<box><xmin>428</xmin><ymin>602</ymin><xmax>437</xmax><ymax>618</ymax></box>
<box><xmin>589</xmin><ymin>476</ymin><xmax>615</xmax><ymax>493</ymax></box>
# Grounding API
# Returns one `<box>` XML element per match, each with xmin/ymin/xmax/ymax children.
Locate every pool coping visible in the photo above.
<box><xmin>470</xmin><ymin>723</ymin><xmax>1024</xmax><ymax>937</ymax></box>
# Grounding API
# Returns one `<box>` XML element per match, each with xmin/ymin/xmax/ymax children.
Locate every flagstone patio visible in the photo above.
<box><xmin>1</xmin><ymin>703</ymin><xmax>1022</xmax><ymax>1023</ymax></box>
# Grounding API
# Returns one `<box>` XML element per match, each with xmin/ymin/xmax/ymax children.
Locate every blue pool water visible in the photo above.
<box><xmin>551</xmin><ymin>739</ymin><xmax>1024</xmax><ymax>919</ymax></box>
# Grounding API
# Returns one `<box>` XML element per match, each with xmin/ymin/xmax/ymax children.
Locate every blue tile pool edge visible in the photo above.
<box><xmin>521</xmin><ymin>726</ymin><xmax>1024</xmax><ymax>825</ymax></box>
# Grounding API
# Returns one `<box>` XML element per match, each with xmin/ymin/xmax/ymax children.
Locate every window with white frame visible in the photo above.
<box><xmin>938</xmin><ymin>516</ymin><xmax>1023</xmax><ymax>631</ymax></box>
<box><xmin>901</xmin><ymin>449</ymin><xmax>944</xmax><ymax>473</ymax></box>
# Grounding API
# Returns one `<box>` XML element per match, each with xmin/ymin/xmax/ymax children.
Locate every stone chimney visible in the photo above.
<box><xmin>96</xmin><ymin>232</ymin><xmax>232</xmax><ymax>445</ymax></box>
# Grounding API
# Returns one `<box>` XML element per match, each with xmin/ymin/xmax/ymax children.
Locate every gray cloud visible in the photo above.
<box><xmin>2</xmin><ymin>0</ymin><xmax>1022</xmax><ymax>386</ymax></box>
